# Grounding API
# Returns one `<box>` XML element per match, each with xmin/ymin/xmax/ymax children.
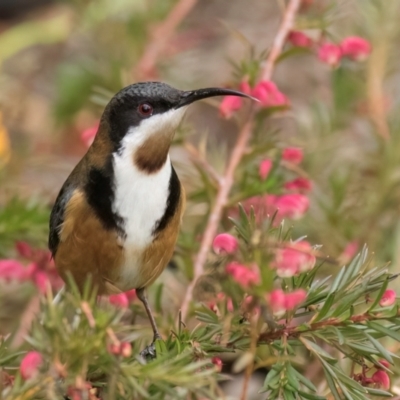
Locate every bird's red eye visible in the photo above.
<box><xmin>138</xmin><ymin>103</ymin><xmax>153</xmax><ymax>117</ymax></box>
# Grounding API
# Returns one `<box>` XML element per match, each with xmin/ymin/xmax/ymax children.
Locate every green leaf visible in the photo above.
<box><xmin>313</xmin><ymin>293</ymin><xmax>336</xmax><ymax>322</ymax></box>
<box><xmin>298</xmin><ymin>390</ymin><xmax>326</xmax><ymax>400</ymax></box>
<box><xmin>368</xmin><ymin>321</ymin><xmax>400</xmax><ymax>342</ymax></box>
<box><xmin>301</xmin><ymin>338</ymin><xmax>337</xmax><ymax>363</ymax></box>
<box><xmin>367</xmin><ymin>278</ymin><xmax>389</xmax><ymax>311</ymax></box>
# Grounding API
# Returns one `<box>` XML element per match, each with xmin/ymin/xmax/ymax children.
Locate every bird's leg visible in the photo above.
<box><xmin>136</xmin><ymin>287</ymin><xmax>161</xmax><ymax>359</ymax></box>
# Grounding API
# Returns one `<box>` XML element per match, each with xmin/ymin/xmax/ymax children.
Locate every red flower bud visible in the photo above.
<box><xmin>219</xmin><ymin>96</ymin><xmax>242</xmax><ymax>119</ymax></box>
<box><xmin>288</xmin><ymin>31</ymin><xmax>313</xmax><ymax>48</ymax></box>
<box><xmin>379</xmin><ymin>289</ymin><xmax>396</xmax><ymax>307</ymax></box>
<box><xmin>252</xmin><ymin>80</ymin><xmax>288</xmax><ymax>108</ymax></box>
<box><xmin>282</xmin><ymin>147</ymin><xmax>303</xmax><ymax>164</ymax></box>
<box><xmin>340</xmin><ymin>36</ymin><xmax>371</xmax><ymax>61</ymax></box>
<box><xmin>371</xmin><ymin>370</ymin><xmax>390</xmax><ymax>390</ymax></box>
<box><xmin>284</xmin><ymin>177</ymin><xmax>312</xmax><ymax>192</ymax></box>
<box><xmin>213</xmin><ymin>233</ymin><xmax>238</xmax><ymax>254</ymax></box>
<box><xmin>225</xmin><ymin>262</ymin><xmax>260</xmax><ymax>288</ymax></box>
<box><xmin>211</xmin><ymin>357</ymin><xmax>223</xmax><ymax>372</ymax></box>
<box><xmin>20</xmin><ymin>351</ymin><xmax>43</xmax><ymax>380</ymax></box>
<box><xmin>259</xmin><ymin>159</ymin><xmax>273</xmax><ymax>181</ymax></box>
<box><xmin>318</xmin><ymin>42</ymin><xmax>342</xmax><ymax>67</ymax></box>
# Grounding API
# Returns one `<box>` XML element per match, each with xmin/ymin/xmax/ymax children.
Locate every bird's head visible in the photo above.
<box><xmin>94</xmin><ymin>82</ymin><xmax>253</xmax><ymax>173</ymax></box>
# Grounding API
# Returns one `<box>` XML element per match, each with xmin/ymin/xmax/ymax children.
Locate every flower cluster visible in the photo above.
<box><xmin>287</xmin><ymin>31</ymin><xmax>371</xmax><ymax>67</ymax></box>
<box><xmin>0</xmin><ymin>242</ymin><xmax>63</xmax><ymax>293</ymax></box>
<box><xmin>219</xmin><ymin>79</ymin><xmax>288</xmax><ymax>119</ymax></box>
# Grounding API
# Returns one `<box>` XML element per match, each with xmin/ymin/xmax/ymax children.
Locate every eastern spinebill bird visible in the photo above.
<box><xmin>48</xmin><ymin>81</ymin><xmax>252</xmax><ymax>356</ymax></box>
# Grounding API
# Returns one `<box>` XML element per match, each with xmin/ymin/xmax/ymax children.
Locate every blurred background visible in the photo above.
<box><xmin>1</xmin><ymin>0</ymin><xmax>400</xmax><ymax>275</ymax></box>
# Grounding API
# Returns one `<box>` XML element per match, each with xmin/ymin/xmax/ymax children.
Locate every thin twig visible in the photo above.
<box><xmin>134</xmin><ymin>0</ymin><xmax>198</xmax><ymax>80</ymax></box>
<box><xmin>180</xmin><ymin>0</ymin><xmax>302</xmax><ymax>320</ymax></box>
<box><xmin>261</xmin><ymin>0</ymin><xmax>301</xmax><ymax>82</ymax></box>
<box><xmin>184</xmin><ymin>142</ymin><xmax>222</xmax><ymax>185</ymax></box>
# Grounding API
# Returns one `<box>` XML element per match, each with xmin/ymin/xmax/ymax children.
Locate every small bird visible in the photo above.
<box><xmin>49</xmin><ymin>82</ymin><xmax>251</xmax><ymax>356</ymax></box>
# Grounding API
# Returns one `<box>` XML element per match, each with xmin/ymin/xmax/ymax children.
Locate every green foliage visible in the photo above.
<box><xmin>0</xmin><ymin>197</ymin><xmax>49</xmax><ymax>257</ymax></box>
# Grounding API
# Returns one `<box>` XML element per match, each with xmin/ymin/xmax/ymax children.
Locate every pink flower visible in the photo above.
<box><xmin>33</xmin><ymin>271</ymin><xmax>51</xmax><ymax>294</ymax></box>
<box><xmin>252</xmin><ymin>80</ymin><xmax>288</xmax><ymax>108</ymax></box>
<box><xmin>288</xmin><ymin>31</ymin><xmax>313</xmax><ymax>48</ymax></box>
<box><xmin>20</xmin><ymin>351</ymin><xmax>43</xmax><ymax>380</ymax></box>
<box><xmin>124</xmin><ymin>289</ymin><xmax>137</xmax><ymax>302</ymax></box>
<box><xmin>226</xmin><ymin>262</ymin><xmax>260</xmax><ymax>288</ymax></box>
<box><xmin>259</xmin><ymin>159</ymin><xmax>273</xmax><ymax>180</ymax></box>
<box><xmin>318</xmin><ymin>42</ymin><xmax>342</xmax><ymax>67</ymax></box>
<box><xmin>371</xmin><ymin>370</ymin><xmax>390</xmax><ymax>390</ymax></box>
<box><xmin>273</xmin><ymin>241</ymin><xmax>316</xmax><ymax>277</ymax></box>
<box><xmin>212</xmin><ymin>357</ymin><xmax>223</xmax><ymax>372</ymax></box>
<box><xmin>339</xmin><ymin>241</ymin><xmax>359</xmax><ymax>264</ymax></box>
<box><xmin>284</xmin><ymin>289</ymin><xmax>307</xmax><ymax>310</ymax></box>
<box><xmin>0</xmin><ymin>259</ymin><xmax>28</xmax><ymax>282</ymax></box>
<box><xmin>284</xmin><ymin>177</ymin><xmax>312</xmax><ymax>192</ymax></box>
<box><xmin>377</xmin><ymin>359</ymin><xmax>391</xmax><ymax>370</ymax></box>
<box><xmin>274</xmin><ymin>194</ymin><xmax>309</xmax><ymax>220</ymax></box>
<box><xmin>15</xmin><ymin>241</ymin><xmax>33</xmax><ymax>258</ymax></box>
<box><xmin>219</xmin><ymin>96</ymin><xmax>242</xmax><ymax>119</ymax></box>
<box><xmin>282</xmin><ymin>147</ymin><xmax>303</xmax><ymax>164</ymax></box>
<box><xmin>213</xmin><ymin>233</ymin><xmax>238</xmax><ymax>254</ymax></box>
<box><xmin>340</xmin><ymin>36</ymin><xmax>371</xmax><ymax>61</ymax></box>
<box><xmin>109</xmin><ymin>293</ymin><xmax>129</xmax><ymax>308</ymax></box>
<box><xmin>379</xmin><ymin>289</ymin><xmax>396</xmax><ymax>307</ymax></box>
<box><xmin>81</xmin><ymin>123</ymin><xmax>99</xmax><ymax>148</ymax></box>
<box><xmin>267</xmin><ymin>289</ymin><xmax>307</xmax><ymax>315</ymax></box>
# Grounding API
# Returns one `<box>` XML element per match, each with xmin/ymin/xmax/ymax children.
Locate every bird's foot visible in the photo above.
<box><xmin>140</xmin><ymin>342</ymin><xmax>157</xmax><ymax>360</ymax></box>
<box><xmin>139</xmin><ymin>335</ymin><xmax>161</xmax><ymax>361</ymax></box>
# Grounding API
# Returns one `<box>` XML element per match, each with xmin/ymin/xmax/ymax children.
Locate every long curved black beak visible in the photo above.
<box><xmin>176</xmin><ymin>87</ymin><xmax>257</xmax><ymax>109</ymax></box>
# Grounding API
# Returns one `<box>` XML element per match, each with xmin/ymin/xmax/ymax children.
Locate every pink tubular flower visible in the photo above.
<box><xmin>33</xmin><ymin>271</ymin><xmax>51</xmax><ymax>294</ymax></box>
<box><xmin>377</xmin><ymin>359</ymin><xmax>391</xmax><ymax>370</ymax></box>
<box><xmin>259</xmin><ymin>159</ymin><xmax>273</xmax><ymax>181</ymax></box>
<box><xmin>226</xmin><ymin>262</ymin><xmax>260</xmax><ymax>288</ymax></box>
<box><xmin>288</xmin><ymin>31</ymin><xmax>313</xmax><ymax>48</ymax></box>
<box><xmin>109</xmin><ymin>293</ymin><xmax>129</xmax><ymax>308</ymax></box>
<box><xmin>273</xmin><ymin>241</ymin><xmax>316</xmax><ymax>277</ymax></box>
<box><xmin>284</xmin><ymin>177</ymin><xmax>312</xmax><ymax>192</ymax></box>
<box><xmin>340</xmin><ymin>36</ymin><xmax>371</xmax><ymax>61</ymax></box>
<box><xmin>267</xmin><ymin>289</ymin><xmax>307</xmax><ymax>315</ymax></box>
<box><xmin>0</xmin><ymin>259</ymin><xmax>28</xmax><ymax>282</ymax></box>
<box><xmin>318</xmin><ymin>42</ymin><xmax>342</xmax><ymax>67</ymax></box>
<box><xmin>20</xmin><ymin>351</ymin><xmax>43</xmax><ymax>380</ymax></box>
<box><xmin>371</xmin><ymin>370</ymin><xmax>390</xmax><ymax>390</ymax></box>
<box><xmin>252</xmin><ymin>80</ymin><xmax>288</xmax><ymax>108</ymax></box>
<box><xmin>379</xmin><ymin>289</ymin><xmax>396</xmax><ymax>307</ymax></box>
<box><xmin>212</xmin><ymin>357</ymin><xmax>223</xmax><ymax>372</ymax></box>
<box><xmin>274</xmin><ymin>194</ymin><xmax>310</xmax><ymax>220</ymax></box>
<box><xmin>213</xmin><ymin>233</ymin><xmax>238</xmax><ymax>255</ymax></box>
<box><xmin>284</xmin><ymin>289</ymin><xmax>307</xmax><ymax>310</ymax></box>
<box><xmin>219</xmin><ymin>96</ymin><xmax>242</xmax><ymax>119</ymax></box>
<box><xmin>81</xmin><ymin>123</ymin><xmax>99</xmax><ymax>148</ymax></box>
<box><xmin>124</xmin><ymin>289</ymin><xmax>137</xmax><ymax>302</ymax></box>
<box><xmin>282</xmin><ymin>147</ymin><xmax>303</xmax><ymax>164</ymax></box>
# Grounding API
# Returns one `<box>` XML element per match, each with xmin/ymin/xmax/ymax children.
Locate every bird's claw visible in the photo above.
<box><xmin>140</xmin><ymin>342</ymin><xmax>157</xmax><ymax>360</ymax></box>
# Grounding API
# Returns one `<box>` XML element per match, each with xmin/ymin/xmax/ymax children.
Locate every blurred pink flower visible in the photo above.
<box><xmin>259</xmin><ymin>158</ymin><xmax>273</xmax><ymax>180</ymax></box>
<box><xmin>15</xmin><ymin>241</ymin><xmax>33</xmax><ymax>258</ymax></box>
<box><xmin>213</xmin><ymin>233</ymin><xmax>238</xmax><ymax>254</ymax></box>
<box><xmin>371</xmin><ymin>370</ymin><xmax>390</xmax><ymax>390</ymax></box>
<box><xmin>0</xmin><ymin>259</ymin><xmax>28</xmax><ymax>282</ymax></box>
<box><xmin>377</xmin><ymin>359</ymin><xmax>391</xmax><ymax>370</ymax></box>
<box><xmin>121</xmin><ymin>341</ymin><xmax>132</xmax><ymax>358</ymax></box>
<box><xmin>339</xmin><ymin>241</ymin><xmax>359</xmax><ymax>264</ymax></box>
<box><xmin>274</xmin><ymin>193</ymin><xmax>310</xmax><ymax>220</ymax></box>
<box><xmin>242</xmin><ymin>295</ymin><xmax>260</xmax><ymax>317</ymax></box>
<box><xmin>379</xmin><ymin>289</ymin><xmax>396</xmax><ymax>307</ymax></box>
<box><xmin>20</xmin><ymin>351</ymin><xmax>43</xmax><ymax>380</ymax></box>
<box><xmin>124</xmin><ymin>289</ymin><xmax>137</xmax><ymax>302</ymax></box>
<box><xmin>284</xmin><ymin>289</ymin><xmax>307</xmax><ymax>310</ymax></box>
<box><xmin>318</xmin><ymin>42</ymin><xmax>342</xmax><ymax>67</ymax></box>
<box><xmin>219</xmin><ymin>96</ymin><xmax>243</xmax><ymax>119</ymax></box>
<box><xmin>81</xmin><ymin>123</ymin><xmax>99</xmax><ymax>148</ymax></box>
<box><xmin>282</xmin><ymin>147</ymin><xmax>303</xmax><ymax>164</ymax></box>
<box><xmin>284</xmin><ymin>177</ymin><xmax>312</xmax><ymax>192</ymax></box>
<box><xmin>267</xmin><ymin>289</ymin><xmax>307</xmax><ymax>315</ymax></box>
<box><xmin>212</xmin><ymin>357</ymin><xmax>223</xmax><ymax>372</ymax></box>
<box><xmin>109</xmin><ymin>293</ymin><xmax>129</xmax><ymax>308</ymax></box>
<box><xmin>273</xmin><ymin>241</ymin><xmax>316</xmax><ymax>277</ymax></box>
<box><xmin>33</xmin><ymin>271</ymin><xmax>51</xmax><ymax>294</ymax></box>
<box><xmin>226</xmin><ymin>262</ymin><xmax>260</xmax><ymax>288</ymax></box>
<box><xmin>340</xmin><ymin>36</ymin><xmax>371</xmax><ymax>61</ymax></box>
<box><xmin>252</xmin><ymin>80</ymin><xmax>288</xmax><ymax>108</ymax></box>
<box><xmin>288</xmin><ymin>31</ymin><xmax>313</xmax><ymax>48</ymax></box>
